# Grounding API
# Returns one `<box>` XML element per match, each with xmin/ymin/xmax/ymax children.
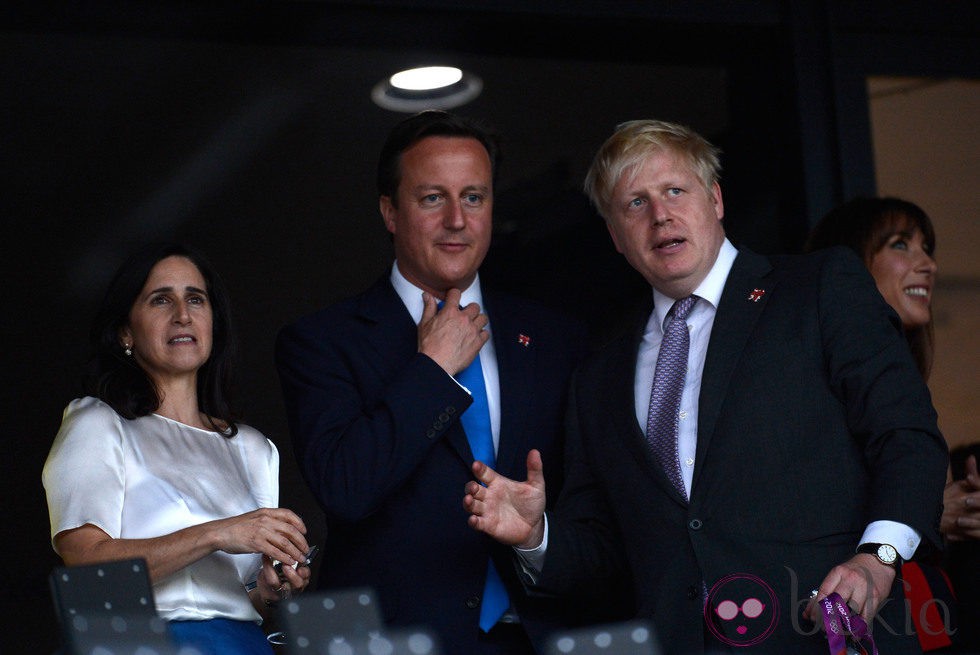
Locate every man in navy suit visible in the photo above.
<box><xmin>463</xmin><ymin>120</ymin><xmax>948</xmax><ymax>653</ymax></box>
<box><xmin>275</xmin><ymin>111</ymin><xmax>591</xmax><ymax>654</ymax></box>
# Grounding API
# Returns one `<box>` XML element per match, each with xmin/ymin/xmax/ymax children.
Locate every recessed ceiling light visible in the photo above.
<box><xmin>372</xmin><ymin>66</ymin><xmax>482</xmax><ymax>113</ymax></box>
<box><xmin>390</xmin><ymin>66</ymin><xmax>463</xmax><ymax>91</ymax></box>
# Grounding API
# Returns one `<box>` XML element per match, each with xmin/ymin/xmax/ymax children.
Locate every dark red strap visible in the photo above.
<box><xmin>901</xmin><ymin>561</ymin><xmax>954</xmax><ymax>651</ymax></box>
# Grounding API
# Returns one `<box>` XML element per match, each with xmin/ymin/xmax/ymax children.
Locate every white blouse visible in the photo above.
<box><xmin>43</xmin><ymin>396</ymin><xmax>279</xmax><ymax>623</ymax></box>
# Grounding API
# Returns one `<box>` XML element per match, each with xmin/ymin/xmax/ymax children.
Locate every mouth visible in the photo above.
<box><xmin>168</xmin><ymin>335</ymin><xmax>196</xmax><ymax>344</ymax></box>
<box><xmin>654</xmin><ymin>237</ymin><xmax>685</xmax><ymax>250</ymax></box>
<box><xmin>904</xmin><ymin>286</ymin><xmax>930</xmax><ymax>299</ymax></box>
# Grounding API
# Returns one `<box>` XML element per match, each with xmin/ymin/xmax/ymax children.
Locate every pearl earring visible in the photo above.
<box><xmin>124</xmin><ymin>344</ymin><xmax>132</xmax><ymax>357</ymax></box>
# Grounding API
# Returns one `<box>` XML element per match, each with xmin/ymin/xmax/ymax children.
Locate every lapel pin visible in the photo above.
<box><xmin>517</xmin><ymin>334</ymin><xmax>531</xmax><ymax>347</ymax></box>
<box><xmin>747</xmin><ymin>288</ymin><xmax>766</xmax><ymax>302</ymax></box>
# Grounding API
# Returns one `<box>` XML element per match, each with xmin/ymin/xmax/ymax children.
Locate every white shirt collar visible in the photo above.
<box><xmin>651</xmin><ymin>238</ymin><xmax>738</xmax><ymax>329</ymax></box>
<box><xmin>390</xmin><ymin>261</ymin><xmax>486</xmax><ymax>326</ymax></box>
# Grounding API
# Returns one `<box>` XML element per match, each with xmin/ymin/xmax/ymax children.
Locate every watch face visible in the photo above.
<box><xmin>877</xmin><ymin>544</ymin><xmax>898</xmax><ymax>563</ymax></box>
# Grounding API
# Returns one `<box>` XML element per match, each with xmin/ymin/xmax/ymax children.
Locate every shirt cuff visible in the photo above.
<box><xmin>449</xmin><ymin>373</ymin><xmax>472</xmax><ymax>395</ymax></box>
<box><xmin>513</xmin><ymin>515</ymin><xmax>549</xmax><ymax>582</ymax></box>
<box><xmin>859</xmin><ymin>520</ymin><xmax>920</xmax><ymax>560</ymax></box>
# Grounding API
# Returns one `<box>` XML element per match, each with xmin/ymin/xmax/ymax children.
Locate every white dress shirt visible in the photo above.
<box><xmin>390</xmin><ymin>262</ymin><xmax>501</xmax><ymax>455</ymax></box>
<box><xmin>43</xmin><ymin>397</ymin><xmax>278</xmax><ymax>622</ymax></box>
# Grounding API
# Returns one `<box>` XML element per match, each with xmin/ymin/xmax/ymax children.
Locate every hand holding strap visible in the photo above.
<box><xmin>819</xmin><ymin>592</ymin><xmax>878</xmax><ymax>655</ymax></box>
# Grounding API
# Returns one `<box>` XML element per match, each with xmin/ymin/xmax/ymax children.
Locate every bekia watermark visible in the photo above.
<box><xmin>702</xmin><ymin>567</ymin><xmax>955</xmax><ymax>647</ymax></box>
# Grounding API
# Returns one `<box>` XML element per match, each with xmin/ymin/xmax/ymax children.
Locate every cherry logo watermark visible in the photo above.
<box><xmin>704</xmin><ymin>573</ymin><xmax>780</xmax><ymax>647</ymax></box>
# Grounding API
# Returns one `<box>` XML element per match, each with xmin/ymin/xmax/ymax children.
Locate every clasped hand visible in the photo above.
<box><xmin>942</xmin><ymin>454</ymin><xmax>980</xmax><ymax>541</ymax></box>
<box><xmin>256</xmin><ymin>553</ymin><xmax>311</xmax><ymax>607</ymax></box>
<box><xmin>216</xmin><ymin>508</ymin><xmax>312</xmax><ymax>601</ymax></box>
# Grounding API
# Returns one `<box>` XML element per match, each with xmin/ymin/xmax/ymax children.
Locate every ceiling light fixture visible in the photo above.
<box><xmin>372</xmin><ymin>66</ymin><xmax>482</xmax><ymax>113</ymax></box>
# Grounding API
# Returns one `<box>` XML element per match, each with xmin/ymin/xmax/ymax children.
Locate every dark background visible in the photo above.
<box><xmin>3</xmin><ymin>1</ymin><xmax>977</xmax><ymax>651</ymax></box>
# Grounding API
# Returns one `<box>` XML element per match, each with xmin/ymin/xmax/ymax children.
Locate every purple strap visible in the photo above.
<box><xmin>819</xmin><ymin>592</ymin><xmax>878</xmax><ymax>655</ymax></box>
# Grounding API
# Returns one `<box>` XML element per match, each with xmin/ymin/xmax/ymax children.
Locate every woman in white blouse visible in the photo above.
<box><xmin>44</xmin><ymin>243</ymin><xmax>311</xmax><ymax>655</ymax></box>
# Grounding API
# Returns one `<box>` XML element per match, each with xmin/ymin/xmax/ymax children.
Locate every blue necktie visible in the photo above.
<box><xmin>457</xmin><ymin>353</ymin><xmax>510</xmax><ymax>631</ymax></box>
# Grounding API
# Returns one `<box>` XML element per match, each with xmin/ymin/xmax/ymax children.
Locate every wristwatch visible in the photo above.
<box><xmin>856</xmin><ymin>542</ymin><xmax>902</xmax><ymax>568</ymax></box>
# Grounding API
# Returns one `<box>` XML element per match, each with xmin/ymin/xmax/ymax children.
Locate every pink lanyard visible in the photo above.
<box><xmin>819</xmin><ymin>593</ymin><xmax>878</xmax><ymax>655</ymax></box>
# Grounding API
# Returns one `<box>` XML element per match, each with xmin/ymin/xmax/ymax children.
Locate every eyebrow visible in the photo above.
<box><xmin>410</xmin><ymin>184</ymin><xmax>490</xmax><ymax>194</ymax></box>
<box><xmin>461</xmin><ymin>184</ymin><xmax>490</xmax><ymax>193</ymax></box>
<box><xmin>889</xmin><ymin>229</ymin><xmax>916</xmax><ymax>240</ymax></box>
<box><xmin>148</xmin><ymin>286</ymin><xmax>208</xmax><ymax>296</ymax></box>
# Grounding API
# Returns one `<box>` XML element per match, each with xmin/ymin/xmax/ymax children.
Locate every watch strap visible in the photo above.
<box><xmin>856</xmin><ymin>542</ymin><xmax>902</xmax><ymax>568</ymax></box>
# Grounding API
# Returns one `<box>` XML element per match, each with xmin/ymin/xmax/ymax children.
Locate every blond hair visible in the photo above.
<box><xmin>584</xmin><ymin>119</ymin><xmax>721</xmax><ymax>219</ymax></box>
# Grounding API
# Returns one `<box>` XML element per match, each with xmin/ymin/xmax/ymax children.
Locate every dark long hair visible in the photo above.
<box><xmin>806</xmin><ymin>197</ymin><xmax>936</xmax><ymax>379</ymax></box>
<box><xmin>86</xmin><ymin>242</ymin><xmax>240</xmax><ymax>435</ymax></box>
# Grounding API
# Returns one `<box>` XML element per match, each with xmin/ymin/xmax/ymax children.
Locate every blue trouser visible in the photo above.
<box><xmin>169</xmin><ymin>618</ymin><xmax>273</xmax><ymax>655</ymax></box>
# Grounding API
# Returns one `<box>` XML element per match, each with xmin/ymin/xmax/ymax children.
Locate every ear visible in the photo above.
<box><xmin>380</xmin><ymin>196</ymin><xmax>397</xmax><ymax>235</ymax></box>
<box><xmin>711</xmin><ymin>181</ymin><xmax>724</xmax><ymax>221</ymax></box>
<box><xmin>118</xmin><ymin>325</ymin><xmax>132</xmax><ymax>348</ymax></box>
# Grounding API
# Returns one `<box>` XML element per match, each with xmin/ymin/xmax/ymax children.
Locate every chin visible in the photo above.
<box><xmin>901</xmin><ymin>313</ymin><xmax>931</xmax><ymax>330</ymax></box>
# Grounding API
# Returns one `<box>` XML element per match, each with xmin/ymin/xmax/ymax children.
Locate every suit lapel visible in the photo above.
<box><xmin>357</xmin><ymin>274</ymin><xmax>417</xmax><ymax>364</ymax></box>
<box><xmin>483</xmin><ymin>291</ymin><xmax>535</xmax><ymax>478</ymax></box>
<box><xmin>692</xmin><ymin>249</ymin><xmax>774</xmax><ymax>492</ymax></box>
<box><xmin>357</xmin><ymin>274</ymin><xmax>475</xmax><ymax>466</ymax></box>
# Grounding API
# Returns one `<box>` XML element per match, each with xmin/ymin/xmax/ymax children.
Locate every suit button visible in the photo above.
<box><xmin>439</xmin><ymin>412</ymin><xmax>450</xmax><ymax>423</ymax></box>
<box><xmin>446</xmin><ymin>406</ymin><xmax>456</xmax><ymax>416</ymax></box>
<box><xmin>465</xmin><ymin>595</ymin><xmax>480</xmax><ymax>609</ymax></box>
<box><xmin>426</xmin><ymin>429</ymin><xmax>436</xmax><ymax>439</ymax></box>
<box><xmin>687</xmin><ymin>585</ymin><xmax>698</xmax><ymax>600</ymax></box>
<box><xmin>688</xmin><ymin>519</ymin><xmax>703</xmax><ymax>531</ymax></box>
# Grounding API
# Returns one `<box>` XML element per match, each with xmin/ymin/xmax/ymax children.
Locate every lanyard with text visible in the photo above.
<box><xmin>820</xmin><ymin>592</ymin><xmax>878</xmax><ymax>655</ymax></box>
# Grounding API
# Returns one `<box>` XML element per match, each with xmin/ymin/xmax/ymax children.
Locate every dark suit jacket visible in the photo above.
<box><xmin>275</xmin><ymin>273</ymin><xmax>588</xmax><ymax>652</ymax></box>
<box><xmin>538</xmin><ymin>247</ymin><xmax>947</xmax><ymax>654</ymax></box>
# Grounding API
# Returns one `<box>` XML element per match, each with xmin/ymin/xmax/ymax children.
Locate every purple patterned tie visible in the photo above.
<box><xmin>646</xmin><ymin>295</ymin><xmax>698</xmax><ymax>499</ymax></box>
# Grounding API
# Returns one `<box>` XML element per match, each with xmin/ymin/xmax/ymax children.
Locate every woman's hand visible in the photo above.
<box><xmin>209</xmin><ymin>508</ymin><xmax>309</xmax><ymax>566</ymax></box>
<box><xmin>255</xmin><ymin>554</ymin><xmax>312</xmax><ymax>609</ymax></box>
<box><xmin>55</xmin><ymin>508</ymin><xmax>309</xmax><ymax>584</ymax></box>
<box><xmin>942</xmin><ymin>455</ymin><xmax>980</xmax><ymax>541</ymax></box>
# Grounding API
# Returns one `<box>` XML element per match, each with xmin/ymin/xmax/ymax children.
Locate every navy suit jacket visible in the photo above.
<box><xmin>538</xmin><ymin>247</ymin><xmax>947</xmax><ymax>654</ymax></box>
<box><xmin>275</xmin><ymin>273</ymin><xmax>588</xmax><ymax>652</ymax></box>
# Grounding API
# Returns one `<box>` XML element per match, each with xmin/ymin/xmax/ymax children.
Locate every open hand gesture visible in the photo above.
<box><xmin>464</xmin><ymin>449</ymin><xmax>547</xmax><ymax>549</ymax></box>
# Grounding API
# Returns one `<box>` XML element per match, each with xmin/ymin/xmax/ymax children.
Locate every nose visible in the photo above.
<box><xmin>915</xmin><ymin>248</ymin><xmax>938</xmax><ymax>276</ymax></box>
<box><xmin>649</xmin><ymin>199</ymin><xmax>669</xmax><ymax>226</ymax></box>
<box><xmin>172</xmin><ymin>302</ymin><xmax>191</xmax><ymax>325</ymax></box>
<box><xmin>442</xmin><ymin>199</ymin><xmax>466</xmax><ymax>230</ymax></box>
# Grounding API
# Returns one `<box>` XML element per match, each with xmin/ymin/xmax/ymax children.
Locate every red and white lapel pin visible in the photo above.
<box><xmin>747</xmin><ymin>288</ymin><xmax>766</xmax><ymax>302</ymax></box>
<box><xmin>517</xmin><ymin>334</ymin><xmax>531</xmax><ymax>347</ymax></box>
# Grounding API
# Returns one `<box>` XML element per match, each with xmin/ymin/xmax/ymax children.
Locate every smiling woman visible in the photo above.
<box><xmin>42</xmin><ymin>243</ymin><xmax>313</xmax><ymax>655</ymax></box>
<box><xmin>805</xmin><ymin>196</ymin><xmax>937</xmax><ymax>378</ymax></box>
